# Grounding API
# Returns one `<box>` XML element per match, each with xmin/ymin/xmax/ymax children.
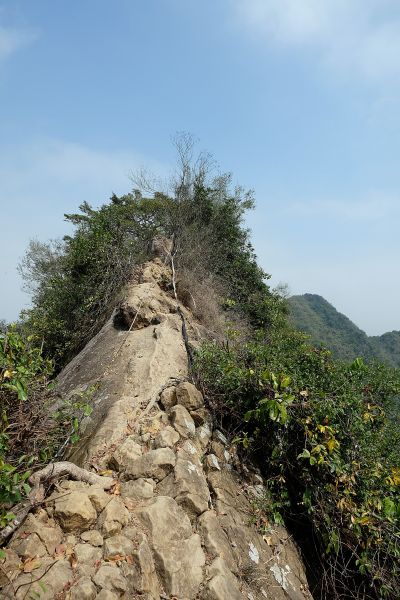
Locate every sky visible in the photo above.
<box><xmin>0</xmin><ymin>0</ymin><xmax>399</xmax><ymax>336</ymax></box>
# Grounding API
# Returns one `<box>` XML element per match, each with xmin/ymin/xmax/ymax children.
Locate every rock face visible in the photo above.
<box><xmin>0</xmin><ymin>259</ymin><xmax>313</xmax><ymax>600</ymax></box>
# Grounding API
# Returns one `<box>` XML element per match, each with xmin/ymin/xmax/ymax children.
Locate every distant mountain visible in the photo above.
<box><xmin>288</xmin><ymin>293</ymin><xmax>400</xmax><ymax>367</ymax></box>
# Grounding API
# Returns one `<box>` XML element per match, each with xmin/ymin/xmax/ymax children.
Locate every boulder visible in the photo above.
<box><xmin>103</xmin><ymin>534</ymin><xmax>134</xmax><ymax>560</ymax></box>
<box><xmin>69</xmin><ymin>576</ymin><xmax>97</xmax><ymax>600</ymax></box>
<box><xmin>154</xmin><ymin>425</ymin><xmax>180</xmax><ymax>449</ymax></box>
<box><xmin>87</xmin><ymin>486</ymin><xmax>112</xmax><ymax>513</ymax></box>
<box><xmin>53</xmin><ymin>491</ymin><xmax>97</xmax><ymax>532</ymax></box>
<box><xmin>121</xmin><ymin>477</ymin><xmax>155</xmax><ymax>499</ymax></box>
<box><xmin>201</xmin><ymin>557</ymin><xmax>243</xmax><ymax>600</ymax></box>
<box><xmin>175</xmin><ymin>381</ymin><xmax>204</xmax><ymax>411</ymax></box>
<box><xmin>169</xmin><ymin>404</ymin><xmax>196</xmax><ymax>438</ymax></box>
<box><xmin>124</xmin><ymin>447</ymin><xmax>176</xmax><ymax>481</ymax></box>
<box><xmin>17</xmin><ymin>511</ymin><xmax>63</xmax><ymax>554</ymax></box>
<box><xmin>81</xmin><ymin>530</ymin><xmax>104</xmax><ymax>546</ymax></box>
<box><xmin>153</xmin><ymin>533</ymin><xmax>205</xmax><ymax>599</ymax></box>
<box><xmin>198</xmin><ymin>511</ymin><xmax>237</xmax><ymax>573</ymax></box>
<box><xmin>130</xmin><ymin>531</ymin><xmax>160</xmax><ymax>596</ymax></box>
<box><xmin>110</xmin><ymin>436</ymin><xmax>142</xmax><ymax>471</ymax></box>
<box><xmin>74</xmin><ymin>543</ymin><xmax>102</xmax><ymax>565</ymax></box>
<box><xmin>136</xmin><ymin>496</ymin><xmax>192</xmax><ymax>544</ymax></box>
<box><xmin>10</xmin><ymin>532</ymin><xmax>47</xmax><ymax>558</ymax></box>
<box><xmin>93</xmin><ymin>563</ymin><xmax>128</xmax><ymax>593</ymax></box>
<box><xmin>159</xmin><ymin>386</ymin><xmax>177</xmax><ymax>410</ymax></box>
<box><xmin>97</xmin><ymin>497</ymin><xmax>130</xmax><ymax>537</ymax></box>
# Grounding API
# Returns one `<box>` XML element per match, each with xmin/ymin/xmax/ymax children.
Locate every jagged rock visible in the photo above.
<box><xmin>74</xmin><ymin>542</ymin><xmax>102</xmax><ymax>564</ymax></box>
<box><xmin>93</xmin><ymin>563</ymin><xmax>128</xmax><ymax>593</ymax></box>
<box><xmin>125</xmin><ymin>447</ymin><xmax>176</xmax><ymax>481</ymax></box>
<box><xmin>121</xmin><ymin>477</ymin><xmax>155</xmax><ymax>499</ymax></box>
<box><xmin>0</xmin><ymin>548</ymin><xmax>19</xmax><ymax>587</ymax></box>
<box><xmin>195</xmin><ymin>422</ymin><xmax>213</xmax><ymax>454</ymax></box>
<box><xmin>153</xmin><ymin>533</ymin><xmax>205</xmax><ymax>599</ymax></box>
<box><xmin>17</xmin><ymin>511</ymin><xmax>63</xmax><ymax>554</ymax></box>
<box><xmin>81</xmin><ymin>530</ymin><xmax>104</xmax><ymax>546</ymax></box>
<box><xmin>190</xmin><ymin>406</ymin><xmax>212</xmax><ymax>426</ymax></box>
<box><xmin>53</xmin><ymin>490</ymin><xmax>97</xmax><ymax>532</ymax></box>
<box><xmin>204</xmin><ymin>453</ymin><xmax>221</xmax><ymax>472</ymax></box>
<box><xmin>159</xmin><ymin>386</ymin><xmax>177</xmax><ymax>409</ymax></box>
<box><xmin>130</xmin><ymin>531</ymin><xmax>160</xmax><ymax>596</ymax></box>
<box><xmin>136</xmin><ymin>496</ymin><xmax>192</xmax><ymax>543</ymax></box>
<box><xmin>110</xmin><ymin>436</ymin><xmax>142</xmax><ymax>470</ymax></box>
<box><xmin>154</xmin><ymin>425</ymin><xmax>180</xmax><ymax>448</ymax></box>
<box><xmin>97</xmin><ymin>497</ymin><xmax>130</xmax><ymax>537</ymax></box>
<box><xmin>213</xmin><ymin>430</ymin><xmax>228</xmax><ymax>445</ymax></box>
<box><xmin>11</xmin><ymin>559</ymin><xmax>73</xmax><ymax>600</ymax></box>
<box><xmin>169</xmin><ymin>404</ymin><xmax>196</xmax><ymax>438</ymax></box>
<box><xmin>10</xmin><ymin>531</ymin><xmax>47</xmax><ymax>558</ymax></box>
<box><xmin>210</xmin><ymin>441</ymin><xmax>228</xmax><ymax>463</ymax></box>
<box><xmin>201</xmin><ymin>557</ymin><xmax>243</xmax><ymax>600</ymax></box>
<box><xmin>95</xmin><ymin>591</ymin><xmax>119</xmax><ymax>600</ymax></box>
<box><xmin>198</xmin><ymin>511</ymin><xmax>237</xmax><ymax>573</ymax></box>
<box><xmin>103</xmin><ymin>534</ymin><xmax>134</xmax><ymax>559</ymax></box>
<box><xmin>69</xmin><ymin>576</ymin><xmax>97</xmax><ymax>599</ymax></box>
<box><xmin>175</xmin><ymin>381</ymin><xmax>204</xmax><ymax>411</ymax></box>
<box><xmin>172</xmin><ymin>456</ymin><xmax>211</xmax><ymax>516</ymax></box>
<box><xmin>88</xmin><ymin>486</ymin><xmax>112</xmax><ymax>513</ymax></box>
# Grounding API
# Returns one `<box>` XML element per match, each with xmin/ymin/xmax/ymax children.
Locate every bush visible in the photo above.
<box><xmin>194</xmin><ymin>332</ymin><xmax>400</xmax><ymax>599</ymax></box>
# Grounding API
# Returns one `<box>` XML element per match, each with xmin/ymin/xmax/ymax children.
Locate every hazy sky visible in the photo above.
<box><xmin>1</xmin><ymin>1</ymin><xmax>399</xmax><ymax>335</ymax></box>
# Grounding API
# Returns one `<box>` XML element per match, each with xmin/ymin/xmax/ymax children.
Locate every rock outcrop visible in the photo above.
<box><xmin>0</xmin><ymin>259</ymin><xmax>312</xmax><ymax>600</ymax></box>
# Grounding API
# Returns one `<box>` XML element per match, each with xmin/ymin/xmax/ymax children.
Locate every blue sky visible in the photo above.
<box><xmin>0</xmin><ymin>0</ymin><xmax>399</xmax><ymax>335</ymax></box>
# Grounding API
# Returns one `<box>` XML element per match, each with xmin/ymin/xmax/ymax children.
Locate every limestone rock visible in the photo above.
<box><xmin>95</xmin><ymin>591</ymin><xmax>120</xmax><ymax>600</ymax></box>
<box><xmin>125</xmin><ymin>447</ymin><xmax>176</xmax><ymax>481</ymax></box>
<box><xmin>169</xmin><ymin>404</ymin><xmax>196</xmax><ymax>438</ymax></box>
<box><xmin>204</xmin><ymin>453</ymin><xmax>221</xmax><ymax>472</ymax></box>
<box><xmin>17</xmin><ymin>511</ymin><xmax>63</xmax><ymax>554</ymax></box>
<box><xmin>53</xmin><ymin>491</ymin><xmax>97</xmax><ymax>532</ymax></box>
<box><xmin>0</xmin><ymin>548</ymin><xmax>20</xmax><ymax>587</ymax></box>
<box><xmin>10</xmin><ymin>532</ymin><xmax>47</xmax><ymax>558</ymax></box>
<box><xmin>121</xmin><ymin>477</ymin><xmax>155</xmax><ymax>499</ymax></box>
<box><xmin>198</xmin><ymin>511</ymin><xmax>237</xmax><ymax>573</ymax></box>
<box><xmin>93</xmin><ymin>563</ymin><xmax>128</xmax><ymax>593</ymax></box>
<box><xmin>190</xmin><ymin>406</ymin><xmax>212</xmax><ymax>426</ymax></box>
<box><xmin>153</xmin><ymin>533</ymin><xmax>205</xmax><ymax>599</ymax></box>
<box><xmin>130</xmin><ymin>531</ymin><xmax>160</xmax><ymax>596</ymax></box>
<box><xmin>136</xmin><ymin>496</ymin><xmax>192</xmax><ymax>544</ymax></box>
<box><xmin>202</xmin><ymin>557</ymin><xmax>243</xmax><ymax>600</ymax></box>
<box><xmin>74</xmin><ymin>542</ymin><xmax>102</xmax><ymax>564</ymax></box>
<box><xmin>175</xmin><ymin>381</ymin><xmax>203</xmax><ymax>411</ymax></box>
<box><xmin>69</xmin><ymin>576</ymin><xmax>97</xmax><ymax>599</ymax></box>
<box><xmin>154</xmin><ymin>425</ymin><xmax>180</xmax><ymax>448</ymax></box>
<box><xmin>87</xmin><ymin>486</ymin><xmax>112</xmax><ymax>513</ymax></box>
<box><xmin>103</xmin><ymin>534</ymin><xmax>134</xmax><ymax>559</ymax></box>
<box><xmin>159</xmin><ymin>386</ymin><xmax>177</xmax><ymax>410</ymax></box>
<box><xmin>81</xmin><ymin>530</ymin><xmax>104</xmax><ymax>546</ymax></box>
<box><xmin>172</xmin><ymin>457</ymin><xmax>211</xmax><ymax>516</ymax></box>
<box><xmin>97</xmin><ymin>497</ymin><xmax>130</xmax><ymax>537</ymax></box>
<box><xmin>195</xmin><ymin>422</ymin><xmax>213</xmax><ymax>453</ymax></box>
<box><xmin>110</xmin><ymin>436</ymin><xmax>142</xmax><ymax>471</ymax></box>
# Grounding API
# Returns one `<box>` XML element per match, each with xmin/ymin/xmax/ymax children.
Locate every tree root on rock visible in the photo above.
<box><xmin>0</xmin><ymin>461</ymin><xmax>114</xmax><ymax>545</ymax></box>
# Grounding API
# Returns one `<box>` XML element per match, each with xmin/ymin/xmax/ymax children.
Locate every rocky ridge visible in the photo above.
<box><xmin>0</xmin><ymin>260</ymin><xmax>312</xmax><ymax>600</ymax></box>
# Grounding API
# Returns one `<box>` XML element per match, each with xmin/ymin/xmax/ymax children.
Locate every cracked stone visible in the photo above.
<box><xmin>121</xmin><ymin>477</ymin><xmax>155</xmax><ymax>499</ymax></box>
<box><xmin>103</xmin><ymin>534</ymin><xmax>134</xmax><ymax>559</ymax></box>
<box><xmin>93</xmin><ymin>563</ymin><xmax>128</xmax><ymax>593</ymax></box>
<box><xmin>136</xmin><ymin>496</ymin><xmax>192</xmax><ymax>544</ymax></box>
<box><xmin>154</xmin><ymin>425</ymin><xmax>180</xmax><ymax>449</ymax></box>
<box><xmin>159</xmin><ymin>386</ymin><xmax>177</xmax><ymax>410</ymax></box>
<box><xmin>81</xmin><ymin>530</ymin><xmax>104</xmax><ymax>546</ymax></box>
<box><xmin>10</xmin><ymin>532</ymin><xmax>47</xmax><ymax>558</ymax></box>
<box><xmin>97</xmin><ymin>497</ymin><xmax>130</xmax><ymax>537</ymax></box>
<box><xmin>175</xmin><ymin>381</ymin><xmax>204</xmax><ymax>411</ymax></box>
<box><xmin>124</xmin><ymin>447</ymin><xmax>176</xmax><ymax>481</ymax></box>
<box><xmin>53</xmin><ymin>491</ymin><xmax>97</xmax><ymax>532</ymax></box>
<box><xmin>169</xmin><ymin>404</ymin><xmax>196</xmax><ymax>438</ymax></box>
<box><xmin>110</xmin><ymin>436</ymin><xmax>142</xmax><ymax>471</ymax></box>
<box><xmin>69</xmin><ymin>576</ymin><xmax>97</xmax><ymax>600</ymax></box>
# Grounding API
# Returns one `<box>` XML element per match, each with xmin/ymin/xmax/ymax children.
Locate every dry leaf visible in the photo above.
<box><xmin>69</xmin><ymin>552</ymin><xmax>78</xmax><ymax>570</ymax></box>
<box><xmin>22</xmin><ymin>557</ymin><xmax>42</xmax><ymax>573</ymax></box>
<box><xmin>112</xmin><ymin>481</ymin><xmax>121</xmax><ymax>496</ymax></box>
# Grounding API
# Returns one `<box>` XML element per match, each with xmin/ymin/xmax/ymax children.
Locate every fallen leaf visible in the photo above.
<box><xmin>22</xmin><ymin>557</ymin><xmax>42</xmax><ymax>573</ymax></box>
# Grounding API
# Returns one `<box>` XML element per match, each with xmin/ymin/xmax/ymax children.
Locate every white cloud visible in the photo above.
<box><xmin>285</xmin><ymin>194</ymin><xmax>399</xmax><ymax>220</ymax></box>
<box><xmin>231</xmin><ymin>0</ymin><xmax>400</xmax><ymax>83</ymax></box>
<box><xmin>0</xmin><ymin>25</ymin><xmax>37</xmax><ymax>61</ymax></box>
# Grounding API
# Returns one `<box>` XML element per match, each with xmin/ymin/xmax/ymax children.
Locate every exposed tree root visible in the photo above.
<box><xmin>0</xmin><ymin>461</ymin><xmax>114</xmax><ymax>545</ymax></box>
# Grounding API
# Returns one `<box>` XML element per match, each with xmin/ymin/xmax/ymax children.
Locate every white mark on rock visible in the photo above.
<box><xmin>269</xmin><ymin>564</ymin><xmax>294</xmax><ymax>592</ymax></box>
<box><xmin>184</xmin><ymin>419</ymin><xmax>196</xmax><ymax>434</ymax></box>
<box><xmin>210</xmin><ymin>455</ymin><xmax>220</xmax><ymax>470</ymax></box>
<box><xmin>186</xmin><ymin>442</ymin><xmax>196</xmax><ymax>454</ymax></box>
<box><xmin>249</xmin><ymin>542</ymin><xmax>260</xmax><ymax>564</ymax></box>
<box><xmin>224</xmin><ymin>450</ymin><xmax>230</xmax><ymax>461</ymax></box>
<box><xmin>187</xmin><ymin>462</ymin><xmax>199</xmax><ymax>475</ymax></box>
<box><xmin>215</xmin><ymin>430</ymin><xmax>228</xmax><ymax>445</ymax></box>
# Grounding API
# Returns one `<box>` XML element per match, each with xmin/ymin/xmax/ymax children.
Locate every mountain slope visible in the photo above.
<box><xmin>288</xmin><ymin>293</ymin><xmax>400</xmax><ymax>366</ymax></box>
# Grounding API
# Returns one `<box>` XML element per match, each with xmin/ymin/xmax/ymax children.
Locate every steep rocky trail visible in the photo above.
<box><xmin>0</xmin><ymin>260</ymin><xmax>312</xmax><ymax>600</ymax></box>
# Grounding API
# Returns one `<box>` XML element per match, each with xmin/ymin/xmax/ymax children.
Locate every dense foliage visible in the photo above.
<box><xmin>0</xmin><ymin>327</ymin><xmax>52</xmax><ymax>526</ymax></box>
<box><xmin>195</xmin><ymin>329</ymin><xmax>400</xmax><ymax>599</ymax></box>
<box><xmin>289</xmin><ymin>294</ymin><xmax>400</xmax><ymax>367</ymax></box>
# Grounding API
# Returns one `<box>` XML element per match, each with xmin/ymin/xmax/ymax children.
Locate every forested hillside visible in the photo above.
<box><xmin>289</xmin><ymin>293</ymin><xmax>400</xmax><ymax>366</ymax></box>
